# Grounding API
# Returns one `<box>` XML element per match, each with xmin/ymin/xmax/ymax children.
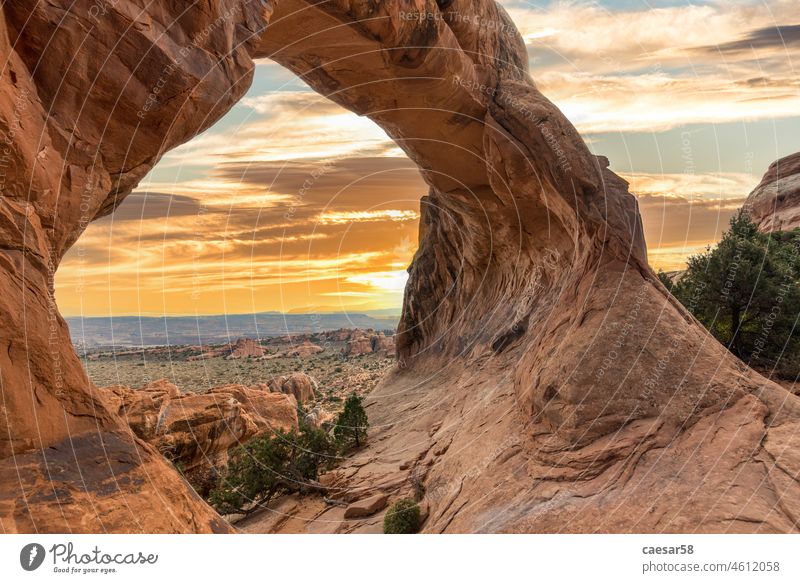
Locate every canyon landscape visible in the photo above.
<box><xmin>1</xmin><ymin>0</ymin><xmax>800</xmax><ymax>536</ymax></box>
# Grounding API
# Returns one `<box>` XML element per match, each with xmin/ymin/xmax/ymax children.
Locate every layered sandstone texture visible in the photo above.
<box><xmin>102</xmin><ymin>380</ymin><xmax>298</xmax><ymax>479</ymax></box>
<box><xmin>3</xmin><ymin>0</ymin><xmax>800</xmax><ymax>534</ymax></box>
<box><xmin>745</xmin><ymin>152</ymin><xmax>800</xmax><ymax>232</ymax></box>
<box><xmin>0</xmin><ymin>1</ymin><xmax>270</xmax><ymax>533</ymax></box>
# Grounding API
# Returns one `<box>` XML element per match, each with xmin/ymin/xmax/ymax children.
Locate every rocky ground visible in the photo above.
<box><xmin>80</xmin><ymin>329</ymin><xmax>396</xmax><ymax>419</ymax></box>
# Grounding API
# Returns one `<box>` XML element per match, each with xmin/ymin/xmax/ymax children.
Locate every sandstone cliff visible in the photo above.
<box><xmin>2</xmin><ymin>1</ymin><xmax>800</xmax><ymax>534</ymax></box>
<box><xmin>0</xmin><ymin>0</ymin><xmax>270</xmax><ymax>533</ymax></box>
<box><xmin>745</xmin><ymin>152</ymin><xmax>800</xmax><ymax>232</ymax></box>
<box><xmin>254</xmin><ymin>0</ymin><xmax>800</xmax><ymax>533</ymax></box>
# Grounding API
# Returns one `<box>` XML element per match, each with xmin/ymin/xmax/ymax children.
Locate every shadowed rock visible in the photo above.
<box><xmin>0</xmin><ymin>0</ymin><xmax>270</xmax><ymax>533</ymax></box>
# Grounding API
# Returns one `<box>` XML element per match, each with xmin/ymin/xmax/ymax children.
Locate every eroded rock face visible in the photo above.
<box><xmin>103</xmin><ymin>380</ymin><xmax>298</xmax><ymax>477</ymax></box>
<box><xmin>744</xmin><ymin>152</ymin><xmax>800</xmax><ymax>232</ymax></box>
<box><xmin>342</xmin><ymin>331</ymin><xmax>395</xmax><ymax>357</ymax></box>
<box><xmin>3</xmin><ymin>0</ymin><xmax>800</xmax><ymax>534</ymax></box>
<box><xmin>0</xmin><ymin>0</ymin><xmax>270</xmax><ymax>533</ymax></box>
<box><xmin>343</xmin><ymin>334</ymin><xmax>374</xmax><ymax>356</ymax></box>
<box><xmin>371</xmin><ymin>333</ymin><xmax>395</xmax><ymax>356</ymax></box>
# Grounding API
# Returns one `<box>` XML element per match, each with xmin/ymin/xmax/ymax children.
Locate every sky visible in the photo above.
<box><xmin>55</xmin><ymin>0</ymin><xmax>799</xmax><ymax>317</ymax></box>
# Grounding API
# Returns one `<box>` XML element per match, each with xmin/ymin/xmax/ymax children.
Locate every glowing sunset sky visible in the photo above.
<box><xmin>55</xmin><ymin>0</ymin><xmax>800</xmax><ymax>317</ymax></box>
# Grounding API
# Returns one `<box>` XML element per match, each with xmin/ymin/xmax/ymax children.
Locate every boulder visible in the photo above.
<box><xmin>268</xmin><ymin>372</ymin><xmax>317</xmax><ymax>404</ymax></box>
<box><xmin>343</xmin><ymin>493</ymin><xmax>388</xmax><ymax>519</ymax></box>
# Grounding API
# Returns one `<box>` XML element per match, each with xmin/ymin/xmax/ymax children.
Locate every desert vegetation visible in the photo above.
<box><xmin>209</xmin><ymin>395</ymin><xmax>370</xmax><ymax>516</ymax></box>
<box><xmin>334</xmin><ymin>394</ymin><xmax>370</xmax><ymax>450</ymax></box>
<box><xmin>383</xmin><ymin>499</ymin><xmax>421</xmax><ymax>534</ymax></box>
<box><xmin>661</xmin><ymin>211</ymin><xmax>800</xmax><ymax>378</ymax></box>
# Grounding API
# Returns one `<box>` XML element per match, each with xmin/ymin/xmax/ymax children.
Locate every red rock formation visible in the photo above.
<box><xmin>224</xmin><ymin>338</ymin><xmax>266</xmax><ymax>359</ymax></box>
<box><xmin>0</xmin><ymin>1</ymin><xmax>269</xmax><ymax>533</ymax></box>
<box><xmin>371</xmin><ymin>333</ymin><xmax>395</xmax><ymax>357</ymax></box>
<box><xmin>286</xmin><ymin>340</ymin><xmax>324</xmax><ymax>358</ymax></box>
<box><xmin>268</xmin><ymin>373</ymin><xmax>316</xmax><ymax>405</ymax></box>
<box><xmin>745</xmin><ymin>152</ymin><xmax>800</xmax><ymax>232</ymax></box>
<box><xmin>3</xmin><ymin>1</ymin><xmax>800</xmax><ymax>534</ymax></box>
<box><xmin>343</xmin><ymin>333</ymin><xmax>374</xmax><ymax>356</ymax></box>
<box><xmin>103</xmin><ymin>381</ymin><xmax>298</xmax><ymax>477</ymax></box>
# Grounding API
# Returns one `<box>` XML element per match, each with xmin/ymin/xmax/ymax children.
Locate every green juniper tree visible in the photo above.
<box><xmin>334</xmin><ymin>393</ymin><xmax>369</xmax><ymax>450</ymax></box>
<box><xmin>670</xmin><ymin>211</ymin><xmax>800</xmax><ymax>377</ymax></box>
<box><xmin>209</xmin><ymin>421</ymin><xmax>337</xmax><ymax>515</ymax></box>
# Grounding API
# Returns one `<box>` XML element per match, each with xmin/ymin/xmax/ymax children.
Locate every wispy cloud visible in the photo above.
<box><xmin>160</xmin><ymin>91</ymin><xmax>399</xmax><ymax>168</ymax></box>
<box><xmin>504</xmin><ymin>0</ymin><xmax>799</xmax><ymax>132</ymax></box>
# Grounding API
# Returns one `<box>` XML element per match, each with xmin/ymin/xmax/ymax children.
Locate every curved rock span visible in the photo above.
<box><xmin>2</xmin><ymin>1</ymin><xmax>799</xmax><ymax>533</ymax></box>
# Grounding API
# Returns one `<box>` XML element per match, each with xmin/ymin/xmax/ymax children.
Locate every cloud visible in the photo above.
<box><xmin>621</xmin><ymin>171</ymin><xmax>755</xmax><ymax>199</ymax></box>
<box><xmin>159</xmin><ymin>91</ymin><xmax>399</xmax><ymax>168</ymax></box>
<box><xmin>100</xmin><ymin>192</ymin><xmax>204</xmax><ymax>222</ymax></box>
<box><xmin>58</xmin><ymin>155</ymin><xmax>424</xmax><ymax>316</ymax></box>
<box><xmin>317</xmin><ymin>210</ymin><xmax>420</xmax><ymax>224</ymax></box>
<box><xmin>501</xmin><ymin>0</ymin><xmax>800</xmax><ymax>132</ymax></box>
<box><xmin>697</xmin><ymin>23</ymin><xmax>800</xmax><ymax>54</ymax></box>
<box><xmin>537</xmin><ymin>71</ymin><xmax>800</xmax><ymax>133</ymax></box>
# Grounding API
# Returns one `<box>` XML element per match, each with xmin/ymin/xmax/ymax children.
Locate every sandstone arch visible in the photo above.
<box><xmin>2</xmin><ymin>1</ymin><xmax>799</xmax><ymax>533</ymax></box>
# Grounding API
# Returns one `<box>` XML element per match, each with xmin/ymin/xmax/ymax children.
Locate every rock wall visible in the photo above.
<box><xmin>744</xmin><ymin>152</ymin><xmax>800</xmax><ymax>232</ymax></box>
<box><xmin>2</xmin><ymin>0</ymin><xmax>800</xmax><ymax>533</ymax></box>
<box><xmin>0</xmin><ymin>0</ymin><xmax>270</xmax><ymax>533</ymax></box>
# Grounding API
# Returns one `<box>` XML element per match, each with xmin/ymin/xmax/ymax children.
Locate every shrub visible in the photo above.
<box><xmin>656</xmin><ymin>269</ymin><xmax>674</xmax><ymax>290</ymax></box>
<box><xmin>209</xmin><ymin>422</ymin><xmax>337</xmax><ymax>515</ymax></box>
<box><xmin>383</xmin><ymin>498</ymin><xmax>421</xmax><ymax>534</ymax></box>
<box><xmin>334</xmin><ymin>393</ymin><xmax>369</xmax><ymax>450</ymax></box>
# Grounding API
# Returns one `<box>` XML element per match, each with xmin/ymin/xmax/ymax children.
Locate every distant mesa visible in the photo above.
<box><xmin>745</xmin><ymin>152</ymin><xmax>800</xmax><ymax>232</ymax></box>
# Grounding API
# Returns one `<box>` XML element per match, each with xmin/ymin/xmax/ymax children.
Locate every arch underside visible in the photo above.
<box><xmin>1</xmin><ymin>1</ymin><xmax>799</xmax><ymax>533</ymax></box>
